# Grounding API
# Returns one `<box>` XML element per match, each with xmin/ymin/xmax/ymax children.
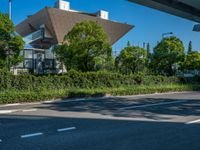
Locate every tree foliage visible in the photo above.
<box><xmin>151</xmin><ymin>36</ymin><xmax>185</xmax><ymax>76</ymax></box>
<box><xmin>188</xmin><ymin>41</ymin><xmax>192</xmax><ymax>54</ymax></box>
<box><xmin>115</xmin><ymin>45</ymin><xmax>147</xmax><ymax>74</ymax></box>
<box><xmin>0</xmin><ymin>13</ymin><xmax>24</xmax><ymax>69</ymax></box>
<box><xmin>55</xmin><ymin>21</ymin><xmax>112</xmax><ymax>72</ymax></box>
<box><xmin>182</xmin><ymin>51</ymin><xmax>200</xmax><ymax>71</ymax></box>
<box><xmin>146</xmin><ymin>42</ymin><xmax>150</xmax><ymax>56</ymax></box>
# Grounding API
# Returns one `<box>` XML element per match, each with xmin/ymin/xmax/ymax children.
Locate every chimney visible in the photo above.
<box><xmin>97</xmin><ymin>10</ymin><xmax>109</xmax><ymax>20</ymax></box>
<box><xmin>55</xmin><ymin>0</ymin><xmax>70</xmax><ymax>11</ymax></box>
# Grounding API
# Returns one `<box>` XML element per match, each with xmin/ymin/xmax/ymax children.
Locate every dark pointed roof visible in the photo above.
<box><xmin>16</xmin><ymin>7</ymin><xmax>134</xmax><ymax>45</ymax></box>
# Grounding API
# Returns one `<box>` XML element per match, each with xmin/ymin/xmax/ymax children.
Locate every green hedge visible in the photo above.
<box><xmin>0</xmin><ymin>84</ymin><xmax>200</xmax><ymax>104</ymax></box>
<box><xmin>0</xmin><ymin>69</ymin><xmax>200</xmax><ymax>104</ymax></box>
<box><xmin>0</xmin><ymin>70</ymin><xmax>181</xmax><ymax>92</ymax></box>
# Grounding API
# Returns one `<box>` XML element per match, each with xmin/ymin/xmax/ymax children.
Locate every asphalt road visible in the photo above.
<box><xmin>0</xmin><ymin>92</ymin><xmax>200</xmax><ymax>150</ymax></box>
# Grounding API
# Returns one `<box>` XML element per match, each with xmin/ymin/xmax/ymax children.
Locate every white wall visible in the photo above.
<box><xmin>55</xmin><ymin>0</ymin><xmax>70</xmax><ymax>11</ymax></box>
<box><xmin>97</xmin><ymin>10</ymin><xmax>109</xmax><ymax>20</ymax></box>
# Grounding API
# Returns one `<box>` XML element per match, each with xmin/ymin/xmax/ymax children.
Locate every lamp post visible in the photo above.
<box><xmin>8</xmin><ymin>0</ymin><xmax>12</xmax><ymax>20</ymax></box>
<box><xmin>162</xmin><ymin>32</ymin><xmax>173</xmax><ymax>39</ymax></box>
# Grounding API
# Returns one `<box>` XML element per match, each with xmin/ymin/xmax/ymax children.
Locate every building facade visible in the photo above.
<box><xmin>14</xmin><ymin>0</ymin><xmax>133</xmax><ymax>74</ymax></box>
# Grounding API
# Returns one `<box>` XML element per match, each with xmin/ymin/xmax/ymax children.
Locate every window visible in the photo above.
<box><xmin>24</xmin><ymin>50</ymin><xmax>33</xmax><ymax>59</ymax></box>
<box><xmin>24</xmin><ymin>60</ymin><xmax>33</xmax><ymax>69</ymax></box>
<box><xmin>45</xmin><ymin>50</ymin><xmax>54</xmax><ymax>59</ymax></box>
<box><xmin>45</xmin><ymin>59</ymin><xmax>54</xmax><ymax>69</ymax></box>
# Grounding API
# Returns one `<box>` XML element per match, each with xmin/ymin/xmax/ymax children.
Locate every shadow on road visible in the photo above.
<box><xmin>35</xmin><ymin>96</ymin><xmax>200</xmax><ymax>120</ymax></box>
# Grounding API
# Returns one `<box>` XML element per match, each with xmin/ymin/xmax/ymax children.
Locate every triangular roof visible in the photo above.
<box><xmin>16</xmin><ymin>7</ymin><xmax>134</xmax><ymax>45</ymax></box>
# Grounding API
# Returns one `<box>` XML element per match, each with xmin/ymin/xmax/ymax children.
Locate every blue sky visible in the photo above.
<box><xmin>0</xmin><ymin>0</ymin><xmax>200</xmax><ymax>53</ymax></box>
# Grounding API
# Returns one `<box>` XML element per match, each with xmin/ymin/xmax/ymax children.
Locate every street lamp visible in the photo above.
<box><xmin>8</xmin><ymin>0</ymin><xmax>12</xmax><ymax>20</ymax></box>
<box><xmin>162</xmin><ymin>32</ymin><xmax>173</xmax><ymax>39</ymax></box>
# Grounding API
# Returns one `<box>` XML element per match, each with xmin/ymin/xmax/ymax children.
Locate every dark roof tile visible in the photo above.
<box><xmin>16</xmin><ymin>7</ymin><xmax>134</xmax><ymax>45</ymax></box>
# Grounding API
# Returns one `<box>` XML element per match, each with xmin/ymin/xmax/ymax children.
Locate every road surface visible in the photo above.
<box><xmin>0</xmin><ymin>92</ymin><xmax>200</xmax><ymax>150</ymax></box>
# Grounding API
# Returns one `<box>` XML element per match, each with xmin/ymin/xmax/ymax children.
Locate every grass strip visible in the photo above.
<box><xmin>0</xmin><ymin>84</ymin><xmax>199</xmax><ymax>104</ymax></box>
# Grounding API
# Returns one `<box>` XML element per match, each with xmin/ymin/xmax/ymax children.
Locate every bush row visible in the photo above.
<box><xmin>0</xmin><ymin>84</ymin><xmax>200</xmax><ymax>104</ymax></box>
<box><xmin>0</xmin><ymin>70</ymin><xmax>182</xmax><ymax>92</ymax></box>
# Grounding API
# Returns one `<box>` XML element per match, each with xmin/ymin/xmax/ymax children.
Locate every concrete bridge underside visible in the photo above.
<box><xmin>129</xmin><ymin>0</ymin><xmax>200</xmax><ymax>23</ymax></box>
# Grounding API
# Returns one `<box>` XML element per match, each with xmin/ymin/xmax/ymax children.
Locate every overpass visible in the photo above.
<box><xmin>128</xmin><ymin>0</ymin><xmax>200</xmax><ymax>31</ymax></box>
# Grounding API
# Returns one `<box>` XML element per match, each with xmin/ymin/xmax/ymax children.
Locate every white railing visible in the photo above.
<box><xmin>23</xmin><ymin>30</ymin><xmax>43</xmax><ymax>44</ymax></box>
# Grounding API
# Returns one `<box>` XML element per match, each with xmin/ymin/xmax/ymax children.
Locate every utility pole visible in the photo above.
<box><xmin>8</xmin><ymin>0</ymin><xmax>12</xmax><ymax>20</ymax></box>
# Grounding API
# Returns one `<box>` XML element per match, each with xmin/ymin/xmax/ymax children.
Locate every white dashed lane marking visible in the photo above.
<box><xmin>21</xmin><ymin>132</ymin><xmax>43</xmax><ymax>138</ymax></box>
<box><xmin>57</xmin><ymin>127</ymin><xmax>76</xmax><ymax>132</ymax></box>
<box><xmin>1</xmin><ymin>126</ymin><xmax>77</xmax><ymax>142</ymax></box>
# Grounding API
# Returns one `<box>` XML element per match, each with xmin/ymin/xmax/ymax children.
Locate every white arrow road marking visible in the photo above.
<box><xmin>21</xmin><ymin>132</ymin><xmax>43</xmax><ymax>138</ymax></box>
<box><xmin>57</xmin><ymin>127</ymin><xmax>76</xmax><ymax>132</ymax></box>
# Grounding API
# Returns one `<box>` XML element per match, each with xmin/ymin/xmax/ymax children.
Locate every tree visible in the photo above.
<box><xmin>188</xmin><ymin>41</ymin><xmax>192</xmax><ymax>54</ymax></box>
<box><xmin>115</xmin><ymin>46</ymin><xmax>147</xmax><ymax>74</ymax></box>
<box><xmin>127</xmin><ymin>41</ymin><xmax>131</xmax><ymax>47</ymax></box>
<box><xmin>182</xmin><ymin>51</ymin><xmax>200</xmax><ymax>71</ymax></box>
<box><xmin>146</xmin><ymin>43</ymin><xmax>150</xmax><ymax>56</ymax></box>
<box><xmin>145</xmin><ymin>42</ymin><xmax>153</xmax><ymax>73</ymax></box>
<box><xmin>151</xmin><ymin>36</ymin><xmax>184</xmax><ymax>76</ymax></box>
<box><xmin>0</xmin><ymin>13</ymin><xmax>24</xmax><ymax>69</ymax></box>
<box><xmin>55</xmin><ymin>21</ymin><xmax>112</xmax><ymax>72</ymax></box>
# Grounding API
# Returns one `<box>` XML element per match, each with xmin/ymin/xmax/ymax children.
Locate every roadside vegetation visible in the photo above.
<box><xmin>0</xmin><ymin>69</ymin><xmax>200</xmax><ymax>104</ymax></box>
<box><xmin>0</xmin><ymin>83</ymin><xmax>200</xmax><ymax>104</ymax></box>
<box><xmin>0</xmin><ymin>13</ymin><xmax>24</xmax><ymax>70</ymax></box>
<box><xmin>0</xmin><ymin>12</ymin><xmax>200</xmax><ymax>104</ymax></box>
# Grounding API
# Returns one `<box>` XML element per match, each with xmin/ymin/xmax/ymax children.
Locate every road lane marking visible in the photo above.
<box><xmin>0</xmin><ymin>103</ymin><xmax>20</xmax><ymax>107</ymax></box>
<box><xmin>0</xmin><ymin>109</ymin><xmax>37</xmax><ymax>114</ymax></box>
<box><xmin>0</xmin><ymin>139</ymin><xmax>2</xmax><ymax>142</ymax></box>
<box><xmin>57</xmin><ymin>127</ymin><xmax>76</xmax><ymax>132</ymax></box>
<box><xmin>0</xmin><ymin>110</ymin><xmax>18</xmax><ymax>114</ymax></box>
<box><xmin>21</xmin><ymin>132</ymin><xmax>43</xmax><ymax>138</ymax></box>
<box><xmin>186</xmin><ymin>119</ymin><xmax>200</xmax><ymax>125</ymax></box>
<box><xmin>120</xmin><ymin>100</ymin><xmax>187</xmax><ymax>110</ymax></box>
<box><xmin>22</xmin><ymin>109</ymin><xmax>37</xmax><ymax>112</ymax></box>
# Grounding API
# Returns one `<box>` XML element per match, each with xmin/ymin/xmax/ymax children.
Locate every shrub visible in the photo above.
<box><xmin>0</xmin><ymin>70</ymin><xmax>187</xmax><ymax>92</ymax></box>
<box><xmin>0</xmin><ymin>69</ymin><xmax>200</xmax><ymax>104</ymax></box>
<box><xmin>1</xmin><ymin>69</ymin><xmax>200</xmax><ymax>93</ymax></box>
